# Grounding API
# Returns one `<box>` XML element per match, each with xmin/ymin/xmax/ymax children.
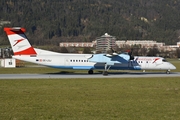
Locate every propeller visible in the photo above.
<box><xmin>127</xmin><ymin>49</ymin><xmax>134</xmax><ymax>60</ymax></box>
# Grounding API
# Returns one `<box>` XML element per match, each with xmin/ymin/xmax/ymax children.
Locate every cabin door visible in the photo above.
<box><xmin>64</xmin><ymin>58</ymin><xmax>69</xmax><ymax>66</ymax></box>
<box><xmin>145</xmin><ymin>61</ymin><xmax>149</xmax><ymax>68</ymax></box>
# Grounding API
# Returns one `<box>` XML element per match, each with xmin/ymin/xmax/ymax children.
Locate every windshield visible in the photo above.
<box><xmin>162</xmin><ymin>59</ymin><xmax>168</xmax><ymax>62</ymax></box>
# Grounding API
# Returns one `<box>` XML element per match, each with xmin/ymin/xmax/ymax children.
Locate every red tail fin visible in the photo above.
<box><xmin>4</xmin><ymin>27</ymin><xmax>36</xmax><ymax>55</ymax></box>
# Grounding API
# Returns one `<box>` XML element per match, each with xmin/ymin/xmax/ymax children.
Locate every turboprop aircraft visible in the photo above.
<box><xmin>4</xmin><ymin>27</ymin><xmax>176</xmax><ymax>75</ymax></box>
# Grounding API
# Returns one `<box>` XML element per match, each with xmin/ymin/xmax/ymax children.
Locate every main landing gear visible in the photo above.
<box><xmin>88</xmin><ymin>64</ymin><xmax>111</xmax><ymax>76</ymax></box>
<box><xmin>88</xmin><ymin>69</ymin><xmax>94</xmax><ymax>74</ymax></box>
<box><xmin>103</xmin><ymin>64</ymin><xmax>111</xmax><ymax>76</ymax></box>
<box><xmin>103</xmin><ymin>71</ymin><xmax>108</xmax><ymax>76</ymax></box>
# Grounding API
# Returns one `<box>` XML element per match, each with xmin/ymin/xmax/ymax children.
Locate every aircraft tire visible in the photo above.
<box><xmin>88</xmin><ymin>70</ymin><xmax>94</xmax><ymax>74</ymax></box>
<box><xmin>166</xmin><ymin>70</ymin><xmax>170</xmax><ymax>74</ymax></box>
<box><xmin>103</xmin><ymin>71</ymin><xmax>108</xmax><ymax>76</ymax></box>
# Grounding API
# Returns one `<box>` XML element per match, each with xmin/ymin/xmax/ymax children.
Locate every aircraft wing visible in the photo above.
<box><xmin>88</xmin><ymin>53</ymin><xmax>130</xmax><ymax>65</ymax></box>
<box><xmin>105</xmin><ymin>52</ymin><xmax>119</xmax><ymax>57</ymax></box>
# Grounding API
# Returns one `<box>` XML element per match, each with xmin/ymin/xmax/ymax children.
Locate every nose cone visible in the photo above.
<box><xmin>167</xmin><ymin>62</ymin><xmax>176</xmax><ymax>70</ymax></box>
<box><xmin>170</xmin><ymin>64</ymin><xmax>176</xmax><ymax>70</ymax></box>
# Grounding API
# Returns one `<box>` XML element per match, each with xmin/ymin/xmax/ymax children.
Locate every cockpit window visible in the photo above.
<box><xmin>162</xmin><ymin>59</ymin><xmax>168</xmax><ymax>62</ymax></box>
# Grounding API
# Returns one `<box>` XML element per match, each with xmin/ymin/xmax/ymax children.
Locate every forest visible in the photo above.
<box><xmin>1</xmin><ymin>0</ymin><xmax>180</xmax><ymax>46</ymax></box>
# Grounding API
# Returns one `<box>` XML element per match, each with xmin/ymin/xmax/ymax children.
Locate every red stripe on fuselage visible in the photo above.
<box><xmin>153</xmin><ymin>58</ymin><xmax>160</xmax><ymax>63</ymax></box>
<box><xmin>14</xmin><ymin>47</ymin><xmax>37</xmax><ymax>55</ymax></box>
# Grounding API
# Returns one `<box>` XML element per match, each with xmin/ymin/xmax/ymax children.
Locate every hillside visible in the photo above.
<box><xmin>1</xmin><ymin>0</ymin><xmax>180</xmax><ymax>45</ymax></box>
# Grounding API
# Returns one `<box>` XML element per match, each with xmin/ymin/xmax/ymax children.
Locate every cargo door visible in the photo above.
<box><xmin>64</xmin><ymin>58</ymin><xmax>69</xmax><ymax>66</ymax></box>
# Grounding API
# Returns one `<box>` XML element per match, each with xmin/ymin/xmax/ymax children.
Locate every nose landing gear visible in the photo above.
<box><xmin>166</xmin><ymin>70</ymin><xmax>170</xmax><ymax>74</ymax></box>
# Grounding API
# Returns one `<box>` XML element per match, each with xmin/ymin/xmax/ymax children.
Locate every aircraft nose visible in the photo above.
<box><xmin>170</xmin><ymin>63</ymin><xmax>176</xmax><ymax>70</ymax></box>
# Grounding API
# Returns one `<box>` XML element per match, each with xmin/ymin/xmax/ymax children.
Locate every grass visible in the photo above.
<box><xmin>0</xmin><ymin>59</ymin><xmax>179</xmax><ymax>119</ymax></box>
<box><xmin>0</xmin><ymin>78</ymin><xmax>180</xmax><ymax>120</ymax></box>
<box><xmin>0</xmin><ymin>66</ymin><xmax>61</xmax><ymax>74</ymax></box>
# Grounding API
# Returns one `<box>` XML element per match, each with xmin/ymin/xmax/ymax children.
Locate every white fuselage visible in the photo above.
<box><xmin>12</xmin><ymin>53</ymin><xmax>176</xmax><ymax>71</ymax></box>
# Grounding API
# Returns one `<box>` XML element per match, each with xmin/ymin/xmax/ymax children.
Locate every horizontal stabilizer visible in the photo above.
<box><xmin>4</xmin><ymin>27</ymin><xmax>36</xmax><ymax>55</ymax></box>
<box><xmin>4</xmin><ymin>27</ymin><xmax>26</xmax><ymax>35</ymax></box>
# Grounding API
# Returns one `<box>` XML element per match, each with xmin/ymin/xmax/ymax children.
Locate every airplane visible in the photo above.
<box><xmin>4</xmin><ymin>27</ymin><xmax>176</xmax><ymax>75</ymax></box>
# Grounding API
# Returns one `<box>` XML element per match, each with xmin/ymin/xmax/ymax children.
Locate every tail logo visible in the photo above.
<box><xmin>4</xmin><ymin>27</ymin><xmax>37</xmax><ymax>55</ymax></box>
<box><xmin>13</xmin><ymin>39</ymin><xmax>25</xmax><ymax>46</ymax></box>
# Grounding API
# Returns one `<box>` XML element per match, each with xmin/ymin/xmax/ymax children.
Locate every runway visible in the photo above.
<box><xmin>0</xmin><ymin>72</ymin><xmax>180</xmax><ymax>79</ymax></box>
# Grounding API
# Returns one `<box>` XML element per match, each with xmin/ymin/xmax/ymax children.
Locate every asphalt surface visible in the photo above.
<box><xmin>0</xmin><ymin>72</ymin><xmax>180</xmax><ymax>79</ymax></box>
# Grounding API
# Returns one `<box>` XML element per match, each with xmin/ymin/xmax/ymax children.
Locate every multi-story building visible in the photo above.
<box><xmin>59</xmin><ymin>35</ymin><xmax>180</xmax><ymax>53</ymax></box>
<box><xmin>59</xmin><ymin>41</ymin><xmax>96</xmax><ymax>47</ymax></box>
<box><xmin>95</xmin><ymin>33</ymin><xmax>116</xmax><ymax>53</ymax></box>
<box><xmin>177</xmin><ymin>42</ymin><xmax>180</xmax><ymax>47</ymax></box>
<box><xmin>59</xmin><ymin>33</ymin><xmax>116</xmax><ymax>53</ymax></box>
<box><xmin>116</xmin><ymin>40</ymin><xmax>165</xmax><ymax>48</ymax></box>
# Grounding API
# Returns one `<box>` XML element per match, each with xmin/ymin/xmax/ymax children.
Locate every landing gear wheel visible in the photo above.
<box><xmin>88</xmin><ymin>70</ymin><xmax>94</xmax><ymax>74</ymax></box>
<box><xmin>166</xmin><ymin>70</ymin><xmax>170</xmax><ymax>74</ymax></box>
<box><xmin>103</xmin><ymin>71</ymin><xmax>108</xmax><ymax>76</ymax></box>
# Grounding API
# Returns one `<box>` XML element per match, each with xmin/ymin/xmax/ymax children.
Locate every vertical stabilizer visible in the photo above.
<box><xmin>4</xmin><ymin>27</ymin><xmax>36</xmax><ymax>55</ymax></box>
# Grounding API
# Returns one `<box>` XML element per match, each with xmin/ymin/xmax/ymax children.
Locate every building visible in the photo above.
<box><xmin>0</xmin><ymin>58</ymin><xmax>16</xmax><ymax>68</ymax></box>
<box><xmin>59</xmin><ymin>41</ymin><xmax>95</xmax><ymax>47</ymax></box>
<box><xmin>59</xmin><ymin>35</ymin><xmax>180</xmax><ymax>54</ymax></box>
<box><xmin>59</xmin><ymin>33</ymin><xmax>117</xmax><ymax>53</ymax></box>
<box><xmin>116</xmin><ymin>40</ymin><xmax>165</xmax><ymax>48</ymax></box>
<box><xmin>96</xmin><ymin>33</ymin><xmax>116</xmax><ymax>53</ymax></box>
<box><xmin>177</xmin><ymin>42</ymin><xmax>180</xmax><ymax>47</ymax></box>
